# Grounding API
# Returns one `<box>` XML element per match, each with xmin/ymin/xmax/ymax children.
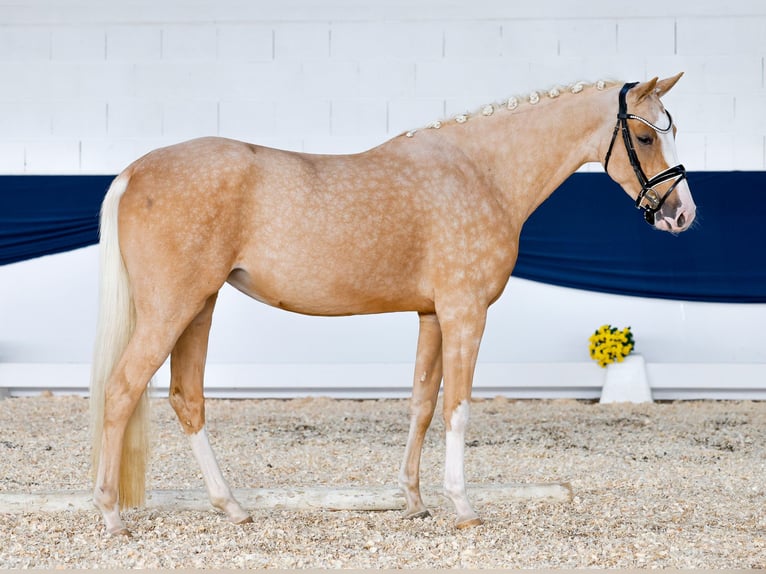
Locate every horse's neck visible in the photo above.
<box><xmin>444</xmin><ymin>88</ymin><xmax>613</xmax><ymax>226</ymax></box>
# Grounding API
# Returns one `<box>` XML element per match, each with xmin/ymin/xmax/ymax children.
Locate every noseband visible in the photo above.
<box><xmin>604</xmin><ymin>82</ymin><xmax>687</xmax><ymax>225</ymax></box>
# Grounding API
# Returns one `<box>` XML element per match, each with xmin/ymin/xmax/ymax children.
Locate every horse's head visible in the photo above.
<box><xmin>602</xmin><ymin>73</ymin><xmax>696</xmax><ymax>233</ymax></box>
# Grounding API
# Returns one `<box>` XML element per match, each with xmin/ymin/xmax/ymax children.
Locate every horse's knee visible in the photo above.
<box><xmin>410</xmin><ymin>397</ymin><xmax>437</xmax><ymax>424</ymax></box>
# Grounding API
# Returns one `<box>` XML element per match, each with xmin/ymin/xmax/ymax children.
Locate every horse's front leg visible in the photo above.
<box><xmin>399</xmin><ymin>312</ymin><xmax>443</xmax><ymax>519</ymax></box>
<box><xmin>438</xmin><ymin>303</ymin><xmax>487</xmax><ymax>528</ymax></box>
<box><xmin>169</xmin><ymin>293</ymin><xmax>251</xmax><ymax>525</ymax></box>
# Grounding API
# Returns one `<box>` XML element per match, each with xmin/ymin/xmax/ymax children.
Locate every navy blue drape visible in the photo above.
<box><xmin>0</xmin><ymin>175</ymin><xmax>113</xmax><ymax>267</ymax></box>
<box><xmin>1</xmin><ymin>172</ymin><xmax>764</xmax><ymax>302</ymax></box>
<box><xmin>514</xmin><ymin>171</ymin><xmax>766</xmax><ymax>303</ymax></box>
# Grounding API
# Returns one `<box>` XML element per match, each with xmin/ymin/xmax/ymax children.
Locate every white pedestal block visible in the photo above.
<box><xmin>599</xmin><ymin>354</ymin><xmax>652</xmax><ymax>404</ymax></box>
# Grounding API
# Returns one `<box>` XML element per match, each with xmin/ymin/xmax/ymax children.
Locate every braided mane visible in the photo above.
<box><xmin>405</xmin><ymin>79</ymin><xmax>621</xmax><ymax>138</ymax></box>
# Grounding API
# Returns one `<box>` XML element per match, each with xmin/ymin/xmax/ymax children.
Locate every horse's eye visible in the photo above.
<box><xmin>637</xmin><ymin>135</ymin><xmax>654</xmax><ymax>145</ymax></box>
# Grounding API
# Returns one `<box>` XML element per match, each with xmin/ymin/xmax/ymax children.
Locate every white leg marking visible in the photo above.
<box><xmin>189</xmin><ymin>427</ymin><xmax>250</xmax><ymax>523</ymax></box>
<box><xmin>444</xmin><ymin>401</ymin><xmax>479</xmax><ymax>524</ymax></box>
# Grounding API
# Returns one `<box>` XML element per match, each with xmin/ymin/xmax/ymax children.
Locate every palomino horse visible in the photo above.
<box><xmin>91</xmin><ymin>74</ymin><xmax>695</xmax><ymax>535</ymax></box>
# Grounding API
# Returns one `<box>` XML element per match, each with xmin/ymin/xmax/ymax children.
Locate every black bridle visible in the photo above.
<box><xmin>604</xmin><ymin>82</ymin><xmax>687</xmax><ymax>225</ymax></box>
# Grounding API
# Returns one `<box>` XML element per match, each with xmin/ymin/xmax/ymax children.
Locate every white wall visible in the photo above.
<box><xmin>1</xmin><ymin>1</ymin><xmax>765</xmax><ymax>397</ymax></box>
<box><xmin>1</xmin><ymin>0</ymin><xmax>765</xmax><ymax>172</ymax></box>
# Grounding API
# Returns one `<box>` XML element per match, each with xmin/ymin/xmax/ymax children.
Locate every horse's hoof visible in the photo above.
<box><xmin>108</xmin><ymin>527</ymin><xmax>132</xmax><ymax>538</ymax></box>
<box><xmin>456</xmin><ymin>516</ymin><xmax>483</xmax><ymax>529</ymax></box>
<box><xmin>234</xmin><ymin>515</ymin><xmax>254</xmax><ymax>525</ymax></box>
<box><xmin>403</xmin><ymin>509</ymin><xmax>431</xmax><ymax>520</ymax></box>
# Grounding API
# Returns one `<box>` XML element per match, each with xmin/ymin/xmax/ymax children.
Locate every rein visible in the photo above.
<box><xmin>604</xmin><ymin>82</ymin><xmax>687</xmax><ymax>225</ymax></box>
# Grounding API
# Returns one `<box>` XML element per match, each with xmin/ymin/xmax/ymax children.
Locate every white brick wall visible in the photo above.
<box><xmin>0</xmin><ymin>1</ymin><xmax>765</xmax><ymax>173</ymax></box>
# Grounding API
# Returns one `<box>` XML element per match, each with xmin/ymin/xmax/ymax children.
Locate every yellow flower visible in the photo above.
<box><xmin>588</xmin><ymin>324</ymin><xmax>635</xmax><ymax>367</ymax></box>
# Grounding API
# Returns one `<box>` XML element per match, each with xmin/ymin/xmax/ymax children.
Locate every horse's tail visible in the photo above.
<box><xmin>90</xmin><ymin>173</ymin><xmax>149</xmax><ymax>508</ymax></box>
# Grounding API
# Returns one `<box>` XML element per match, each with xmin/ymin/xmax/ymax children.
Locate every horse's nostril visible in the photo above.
<box><xmin>676</xmin><ymin>213</ymin><xmax>686</xmax><ymax>228</ymax></box>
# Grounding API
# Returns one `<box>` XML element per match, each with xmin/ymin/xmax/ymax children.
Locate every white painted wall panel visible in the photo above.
<box><xmin>330</xmin><ymin>99</ymin><xmax>388</xmax><ymax>138</ymax></box>
<box><xmin>386</xmin><ymin>98</ymin><xmax>444</xmax><ymax>137</ymax></box>
<box><xmin>216</xmin><ymin>25</ymin><xmax>273</xmax><ymax>62</ymax></box>
<box><xmin>50</xmin><ymin>27</ymin><xmax>105</xmax><ymax>61</ymax></box>
<box><xmin>0</xmin><ymin>26</ymin><xmax>51</xmax><ymax>60</ymax></box>
<box><xmin>0</xmin><ymin>102</ymin><xmax>51</xmax><ymax>138</ymax></box>
<box><xmin>51</xmin><ymin>100</ymin><xmax>107</xmax><ymax>139</ymax></box>
<box><xmin>162</xmin><ymin>100</ymin><xmax>219</xmax><ymax>140</ymax></box>
<box><xmin>501</xmin><ymin>20</ymin><xmax>559</xmax><ymax>58</ymax></box>
<box><xmin>357</xmin><ymin>60</ymin><xmax>415</xmax><ymax>100</ymax></box>
<box><xmin>80</xmin><ymin>138</ymin><xmax>164</xmax><ymax>174</ymax></box>
<box><xmin>162</xmin><ymin>25</ymin><xmax>218</xmax><ymax>61</ymax></box>
<box><xmin>330</xmin><ymin>22</ymin><xmax>444</xmax><ymax>61</ymax></box>
<box><xmin>616</xmin><ymin>20</ymin><xmax>676</xmax><ymax>57</ymax></box>
<box><xmin>735</xmin><ymin>94</ymin><xmax>766</xmax><ymax>134</ymax></box>
<box><xmin>274</xmin><ymin>23</ymin><xmax>330</xmax><ymax>61</ymax></box>
<box><xmin>216</xmin><ymin>61</ymin><xmax>303</xmax><ymax>100</ymax></box>
<box><xmin>676</xmin><ymin>17</ymin><xmax>766</xmax><ymax>56</ymax></box>
<box><xmin>416</xmin><ymin>59</ymin><xmax>513</xmax><ymax>102</ymax></box>
<box><xmin>302</xmin><ymin>60</ymin><xmax>359</xmax><ymax>99</ymax></box>
<box><xmin>107</xmin><ymin>100</ymin><xmax>163</xmax><ymax>138</ymax></box>
<box><xmin>218</xmin><ymin>99</ymin><xmax>276</xmax><ymax>141</ymax></box>
<box><xmin>0</xmin><ymin>2</ymin><xmax>764</xmax><ymax>171</ymax></box>
<box><xmin>23</xmin><ymin>140</ymin><xmax>80</xmax><ymax>174</ymax></box>
<box><xmin>74</xmin><ymin>62</ymin><xmax>135</xmax><ymax>101</ymax></box>
<box><xmin>274</xmin><ymin>99</ymin><xmax>330</xmax><ymax>136</ymax></box>
<box><xmin>443</xmin><ymin>23</ymin><xmax>502</xmax><ymax>59</ymax></box>
<box><xmin>105</xmin><ymin>26</ymin><xmax>162</xmax><ymax>61</ymax></box>
<box><xmin>0</xmin><ymin>142</ymin><xmax>25</xmax><ymax>171</ymax></box>
<box><xmin>557</xmin><ymin>20</ymin><xmax>618</xmax><ymax>58</ymax></box>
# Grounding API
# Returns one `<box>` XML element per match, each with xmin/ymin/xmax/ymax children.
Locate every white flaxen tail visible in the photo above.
<box><xmin>90</xmin><ymin>174</ymin><xmax>149</xmax><ymax>508</ymax></box>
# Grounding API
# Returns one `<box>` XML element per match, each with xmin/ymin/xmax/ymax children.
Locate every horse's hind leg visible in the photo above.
<box><xmin>399</xmin><ymin>312</ymin><xmax>443</xmax><ymax>519</ymax></box>
<box><xmin>168</xmin><ymin>293</ymin><xmax>251</xmax><ymax>525</ymax></box>
<box><xmin>95</xmin><ymin>317</ymin><xmax>190</xmax><ymax>535</ymax></box>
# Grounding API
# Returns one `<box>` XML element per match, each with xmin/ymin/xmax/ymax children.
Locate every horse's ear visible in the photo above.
<box><xmin>630</xmin><ymin>77</ymin><xmax>658</xmax><ymax>105</ymax></box>
<box><xmin>654</xmin><ymin>72</ymin><xmax>684</xmax><ymax>98</ymax></box>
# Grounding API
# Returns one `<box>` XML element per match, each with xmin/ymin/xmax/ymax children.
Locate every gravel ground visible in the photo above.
<box><xmin>1</xmin><ymin>394</ymin><xmax>765</xmax><ymax>569</ymax></box>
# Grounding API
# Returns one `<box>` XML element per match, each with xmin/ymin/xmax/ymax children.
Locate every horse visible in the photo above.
<box><xmin>90</xmin><ymin>73</ymin><xmax>695</xmax><ymax>536</ymax></box>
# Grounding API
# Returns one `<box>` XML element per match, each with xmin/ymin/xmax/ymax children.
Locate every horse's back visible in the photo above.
<box><xmin>114</xmin><ymin>135</ymin><xmax>514</xmax><ymax>316</ymax></box>
<box><xmin>114</xmin><ymin>137</ymin><xmax>439</xmax><ymax>314</ymax></box>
